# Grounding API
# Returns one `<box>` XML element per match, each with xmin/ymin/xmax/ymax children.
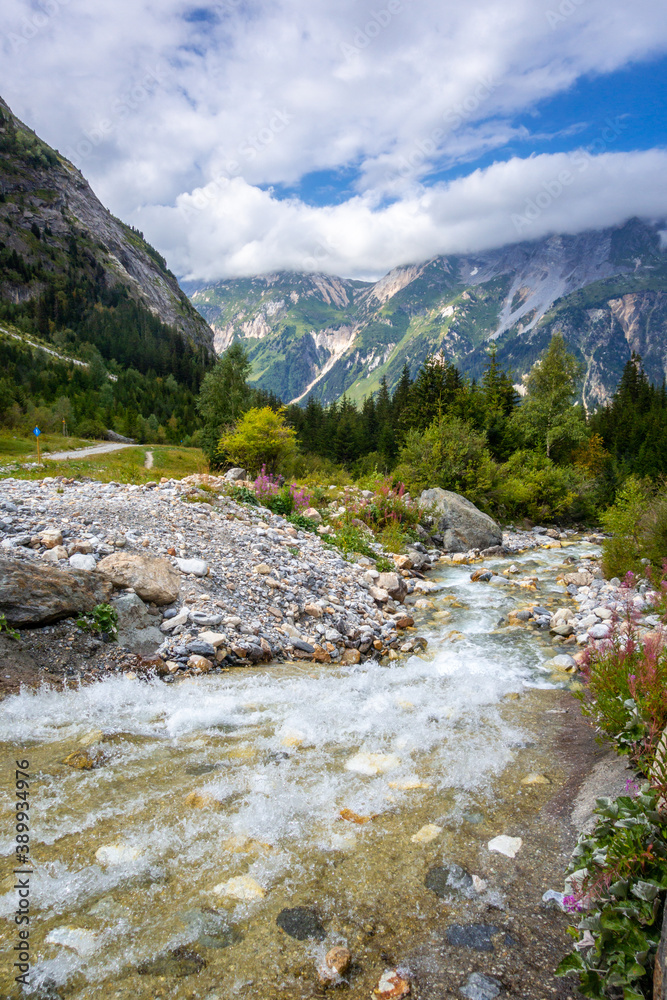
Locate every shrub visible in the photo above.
<box><xmin>219</xmin><ymin>407</ymin><xmax>297</xmax><ymax>475</ymax></box>
<box><xmin>601</xmin><ymin>478</ymin><xmax>667</xmax><ymax>580</ymax></box>
<box><xmin>393</xmin><ymin>415</ymin><xmax>489</xmax><ymax>494</ymax></box>
<box><xmin>557</xmin><ymin>783</ymin><xmax>667</xmax><ymax>1000</ymax></box>
<box><xmin>576</xmin><ymin>607</ymin><xmax>667</xmax><ymax>773</ymax></box>
<box><xmin>76</xmin><ymin>603</ymin><xmax>118</xmax><ymax>637</ymax></box>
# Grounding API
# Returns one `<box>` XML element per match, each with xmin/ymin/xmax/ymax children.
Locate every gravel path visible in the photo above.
<box><xmin>43</xmin><ymin>441</ymin><xmax>136</xmax><ymax>461</ymax></box>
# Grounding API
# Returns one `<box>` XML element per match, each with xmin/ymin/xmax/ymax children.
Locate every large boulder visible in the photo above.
<box><xmin>0</xmin><ymin>556</ymin><xmax>112</xmax><ymax>626</ymax></box>
<box><xmin>96</xmin><ymin>553</ymin><xmax>180</xmax><ymax>605</ymax></box>
<box><xmin>419</xmin><ymin>489</ymin><xmax>502</xmax><ymax>553</ymax></box>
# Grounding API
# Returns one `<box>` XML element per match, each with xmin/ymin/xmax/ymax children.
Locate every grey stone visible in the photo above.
<box><xmin>276</xmin><ymin>907</ymin><xmax>325</xmax><ymax>941</ymax></box>
<box><xmin>0</xmin><ymin>555</ymin><xmax>112</xmax><ymax>626</ymax></box>
<box><xmin>113</xmin><ymin>592</ymin><xmax>164</xmax><ymax>655</ymax></box>
<box><xmin>224</xmin><ymin>468</ymin><xmax>247</xmax><ymax>481</ymax></box>
<box><xmin>446</xmin><ymin>923</ymin><xmax>502</xmax><ymax>951</ymax></box>
<box><xmin>175</xmin><ymin>557</ymin><xmax>209</xmax><ymax>577</ymax></box>
<box><xmin>189</xmin><ymin>610</ymin><xmax>223</xmax><ymax>626</ymax></box>
<box><xmin>460</xmin><ymin>972</ymin><xmax>502</xmax><ymax>1000</ymax></box>
<box><xmin>588</xmin><ymin>623</ymin><xmax>611</xmax><ymax>639</ymax></box>
<box><xmin>69</xmin><ymin>553</ymin><xmax>97</xmax><ymax>572</ymax></box>
<box><xmin>419</xmin><ymin>489</ymin><xmax>502</xmax><ymax>553</ymax></box>
<box><xmin>426</xmin><ymin>864</ymin><xmax>473</xmax><ymax>898</ymax></box>
<box><xmin>186</xmin><ymin>641</ymin><xmax>217</xmax><ymax>658</ymax></box>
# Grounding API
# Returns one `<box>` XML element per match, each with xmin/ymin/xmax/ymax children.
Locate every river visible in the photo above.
<box><xmin>0</xmin><ymin>542</ymin><xmax>601</xmax><ymax>1000</ymax></box>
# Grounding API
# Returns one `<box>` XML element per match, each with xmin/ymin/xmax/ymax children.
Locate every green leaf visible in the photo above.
<box><xmin>555</xmin><ymin>952</ymin><xmax>586</xmax><ymax>975</ymax></box>
<box><xmin>630</xmin><ymin>881</ymin><xmax>660</xmax><ymax>902</ymax></box>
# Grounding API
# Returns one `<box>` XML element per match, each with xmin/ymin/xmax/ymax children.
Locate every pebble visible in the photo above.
<box><xmin>95</xmin><ymin>844</ymin><xmax>142</xmax><ymax>865</ymax></box>
<box><xmin>410</xmin><ymin>823</ymin><xmax>442</xmax><ymax>843</ymax></box>
<box><xmin>213</xmin><ymin>875</ymin><xmax>265</xmax><ymax>901</ymax></box>
<box><xmin>345</xmin><ymin>751</ymin><xmax>401</xmax><ymax>775</ymax></box>
<box><xmin>460</xmin><ymin>972</ymin><xmax>502</xmax><ymax>1000</ymax></box>
<box><xmin>487</xmin><ymin>834</ymin><xmax>522</xmax><ymax>857</ymax></box>
<box><xmin>374</xmin><ymin>968</ymin><xmax>411</xmax><ymax>998</ymax></box>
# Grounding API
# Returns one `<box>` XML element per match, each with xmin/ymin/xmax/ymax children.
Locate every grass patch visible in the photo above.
<box><xmin>0</xmin><ymin>445</ymin><xmax>207</xmax><ymax>484</ymax></box>
<box><xmin>0</xmin><ymin>432</ymin><xmax>92</xmax><ymax>460</ymax></box>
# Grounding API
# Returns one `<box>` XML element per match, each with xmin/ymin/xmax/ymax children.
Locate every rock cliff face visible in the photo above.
<box><xmin>0</xmin><ymin>96</ymin><xmax>213</xmax><ymax>351</ymax></box>
<box><xmin>188</xmin><ymin>218</ymin><xmax>667</xmax><ymax>408</ymax></box>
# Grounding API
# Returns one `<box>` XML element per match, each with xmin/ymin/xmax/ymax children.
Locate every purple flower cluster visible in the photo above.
<box><xmin>254</xmin><ymin>466</ymin><xmax>281</xmax><ymax>501</ymax></box>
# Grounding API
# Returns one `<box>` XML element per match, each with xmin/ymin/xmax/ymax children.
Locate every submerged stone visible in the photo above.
<box><xmin>460</xmin><ymin>971</ymin><xmax>502</xmax><ymax>1000</ymax></box>
<box><xmin>426</xmin><ymin>863</ymin><xmax>473</xmax><ymax>897</ymax></box>
<box><xmin>446</xmin><ymin>923</ymin><xmax>501</xmax><ymax>951</ymax></box>
<box><xmin>276</xmin><ymin>906</ymin><xmax>325</xmax><ymax>940</ymax></box>
<box><xmin>137</xmin><ymin>945</ymin><xmax>206</xmax><ymax>977</ymax></box>
<box><xmin>179</xmin><ymin>907</ymin><xmax>244</xmax><ymax>949</ymax></box>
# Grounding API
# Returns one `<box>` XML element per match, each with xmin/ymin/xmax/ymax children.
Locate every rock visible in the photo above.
<box><xmin>320</xmin><ymin>946</ymin><xmax>352</xmax><ymax>982</ymax></box>
<box><xmin>563</xmin><ymin>571</ymin><xmax>594</xmax><ymax>587</ymax></box>
<box><xmin>419</xmin><ymin>488</ymin><xmax>502</xmax><ymax>553</ymax></box>
<box><xmin>43</xmin><ymin>545</ymin><xmax>68</xmax><ymax>562</ymax></box>
<box><xmin>460</xmin><ymin>972</ymin><xmax>502</xmax><ymax>1000</ymax></box>
<box><xmin>521</xmin><ymin>773</ymin><xmax>551</xmax><ymax>785</ymax></box>
<box><xmin>303</xmin><ymin>507</ymin><xmax>322</xmax><ymax>523</ymax></box>
<box><xmin>394</xmin><ymin>614</ymin><xmax>414</xmax><ymax>628</ymax></box>
<box><xmin>550</xmin><ymin>623</ymin><xmax>574</xmax><ymax>637</ymax></box>
<box><xmin>97</xmin><ymin>553</ymin><xmax>180</xmax><ymax>605</ymax></box>
<box><xmin>369</xmin><ymin>586</ymin><xmax>390</xmax><ymax>603</ymax></box>
<box><xmin>276</xmin><ymin>907</ymin><xmax>325</xmax><ymax>941</ymax></box>
<box><xmin>304</xmin><ymin>602</ymin><xmax>323</xmax><ymax>618</ymax></box>
<box><xmin>544</xmin><ymin>654</ymin><xmax>576</xmax><ymax>672</ymax></box>
<box><xmin>446</xmin><ymin>923</ymin><xmax>501</xmax><ymax>951</ymax></box>
<box><xmin>411</xmin><ymin>823</ymin><xmax>442</xmax><ymax>843</ymax></box>
<box><xmin>187</xmin><ymin>640</ymin><xmax>217</xmax><ymax>657</ymax></box>
<box><xmin>68</xmin><ymin>539</ymin><xmax>94</xmax><ymax>555</ymax></box>
<box><xmin>254</xmin><ymin>563</ymin><xmax>272</xmax><ymax>575</ymax></box>
<box><xmin>189</xmin><ymin>610</ymin><xmax>223</xmax><ymax>626</ymax></box>
<box><xmin>224</xmin><ymin>467</ymin><xmax>247</xmax><ymax>481</ymax></box>
<box><xmin>393</xmin><ymin>554</ymin><xmax>413</xmax><ymax>570</ymax></box>
<box><xmin>161</xmin><ymin>608</ymin><xmax>189</xmax><ymax>631</ymax></box>
<box><xmin>45</xmin><ymin>926</ymin><xmax>99</xmax><ymax>958</ymax></box>
<box><xmin>489</xmin><ymin>575</ymin><xmax>511</xmax><ymax>586</ymax></box>
<box><xmin>62</xmin><ymin>748</ymin><xmax>106</xmax><ymax>770</ymax></box>
<box><xmin>69</xmin><ymin>553</ymin><xmax>97</xmax><ymax>571</ymax></box>
<box><xmin>175</xmin><ymin>557</ymin><xmax>209</xmax><ymax>577</ymax></box>
<box><xmin>40</xmin><ymin>528</ymin><xmax>63</xmax><ymax>549</ymax></box>
<box><xmin>341</xmin><ymin>648</ymin><xmax>361</xmax><ymax>664</ymax></box>
<box><xmin>588</xmin><ymin>623</ymin><xmax>611</xmax><ymax>640</ymax></box>
<box><xmin>377</xmin><ymin>572</ymin><xmax>408</xmax><ymax>603</ymax></box>
<box><xmin>111</xmin><ymin>591</ymin><xmax>165</xmax><ymax>654</ymax></box>
<box><xmin>197</xmin><ymin>630</ymin><xmax>227</xmax><ymax>648</ymax></box>
<box><xmin>137</xmin><ymin>946</ymin><xmax>206</xmax><ymax>977</ymax></box>
<box><xmin>188</xmin><ymin>654</ymin><xmax>214</xmax><ymax>672</ymax></box>
<box><xmin>374</xmin><ymin>968</ymin><xmax>411</xmax><ymax>998</ymax></box>
<box><xmin>0</xmin><ymin>555</ymin><xmax>112</xmax><ymax>626</ymax></box>
<box><xmin>213</xmin><ymin>876</ymin><xmax>265</xmax><ymax>901</ymax></box>
<box><xmin>345</xmin><ymin>752</ymin><xmax>401</xmax><ymax>775</ymax></box>
<box><xmin>425</xmin><ymin>864</ymin><xmax>473</xmax><ymax>897</ymax></box>
<box><xmin>95</xmin><ymin>844</ymin><xmax>142</xmax><ymax>865</ymax></box>
<box><xmin>487</xmin><ymin>835</ymin><xmax>522</xmax><ymax>857</ymax></box>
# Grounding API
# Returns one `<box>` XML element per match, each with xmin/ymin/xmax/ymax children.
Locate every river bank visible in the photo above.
<box><xmin>0</xmin><ymin>530</ymin><xmax>639</xmax><ymax>1000</ymax></box>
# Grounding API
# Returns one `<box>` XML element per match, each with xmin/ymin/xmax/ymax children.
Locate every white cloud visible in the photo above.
<box><xmin>1</xmin><ymin>0</ymin><xmax>667</xmax><ymax>279</ymax></box>
<box><xmin>137</xmin><ymin>149</ymin><xmax>667</xmax><ymax>280</ymax></box>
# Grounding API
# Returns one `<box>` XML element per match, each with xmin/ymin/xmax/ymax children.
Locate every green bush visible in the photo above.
<box><xmin>600</xmin><ymin>478</ymin><xmax>667</xmax><ymax>579</ymax></box>
<box><xmin>393</xmin><ymin>415</ymin><xmax>489</xmax><ymax>494</ymax></box>
<box><xmin>76</xmin><ymin>603</ymin><xmax>118</xmax><ymax>637</ymax></box>
<box><xmin>486</xmin><ymin>450</ymin><xmax>596</xmax><ymax>523</ymax></box>
<box><xmin>557</xmin><ymin>784</ymin><xmax>667</xmax><ymax>1000</ymax></box>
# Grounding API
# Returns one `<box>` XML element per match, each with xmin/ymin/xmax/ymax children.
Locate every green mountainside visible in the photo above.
<box><xmin>187</xmin><ymin>218</ymin><xmax>667</xmax><ymax>409</ymax></box>
<box><xmin>0</xmin><ymin>96</ymin><xmax>215</xmax><ymax>442</ymax></box>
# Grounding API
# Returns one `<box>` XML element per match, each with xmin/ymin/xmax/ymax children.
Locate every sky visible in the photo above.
<box><xmin>2</xmin><ymin>0</ymin><xmax>667</xmax><ymax>282</ymax></box>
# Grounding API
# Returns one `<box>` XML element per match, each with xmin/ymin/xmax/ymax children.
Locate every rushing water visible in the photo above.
<box><xmin>0</xmin><ymin>542</ymin><xmax>599</xmax><ymax>999</ymax></box>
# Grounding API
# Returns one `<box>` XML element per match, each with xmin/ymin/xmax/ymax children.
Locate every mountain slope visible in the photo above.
<box><xmin>0</xmin><ymin>96</ymin><xmax>213</xmax><ymax>351</ymax></box>
<box><xmin>188</xmin><ymin>218</ymin><xmax>667</xmax><ymax>409</ymax></box>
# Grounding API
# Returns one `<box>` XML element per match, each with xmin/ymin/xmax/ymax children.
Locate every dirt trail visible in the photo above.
<box><xmin>144</xmin><ymin>449</ymin><xmax>154</xmax><ymax>469</ymax></box>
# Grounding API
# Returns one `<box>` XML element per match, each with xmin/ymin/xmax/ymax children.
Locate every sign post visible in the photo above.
<box><xmin>33</xmin><ymin>426</ymin><xmax>41</xmax><ymax>465</ymax></box>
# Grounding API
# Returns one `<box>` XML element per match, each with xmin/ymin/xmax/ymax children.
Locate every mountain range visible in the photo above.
<box><xmin>186</xmin><ymin>217</ymin><xmax>667</xmax><ymax>409</ymax></box>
